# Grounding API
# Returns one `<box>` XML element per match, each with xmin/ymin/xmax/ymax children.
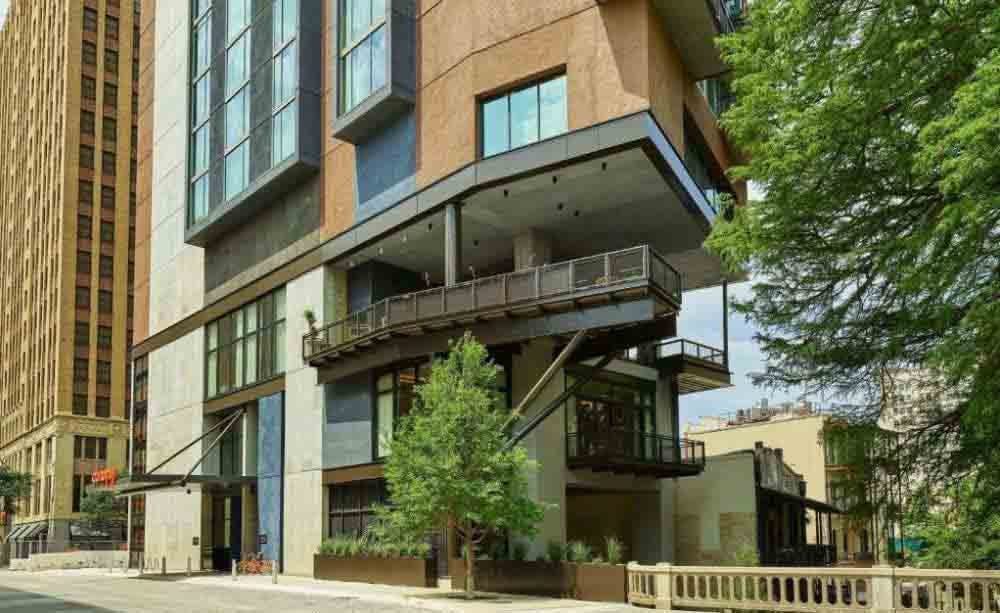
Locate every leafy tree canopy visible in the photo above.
<box><xmin>905</xmin><ymin>477</ymin><xmax>1000</xmax><ymax>569</ymax></box>
<box><xmin>710</xmin><ymin>0</ymin><xmax>1000</xmax><ymax>517</ymax></box>
<box><xmin>378</xmin><ymin>333</ymin><xmax>547</xmax><ymax>597</ymax></box>
<box><xmin>0</xmin><ymin>466</ymin><xmax>31</xmax><ymax>514</ymax></box>
<box><xmin>80</xmin><ymin>489</ymin><xmax>125</xmax><ymax>525</ymax></box>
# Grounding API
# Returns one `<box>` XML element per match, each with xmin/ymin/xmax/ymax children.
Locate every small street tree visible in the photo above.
<box><xmin>80</xmin><ymin>489</ymin><xmax>126</xmax><ymax>539</ymax></box>
<box><xmin>378</xmin><ymin>333</ymin><xmax>547</xmax><ymax>599</ymax></box>
<box><xmin>0</xmin><ymin>466</ymin><xmax>32</xmax><ymax>518</ymax></box>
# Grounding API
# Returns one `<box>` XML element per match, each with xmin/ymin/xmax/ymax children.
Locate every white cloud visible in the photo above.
<box><xmin>0</xmin><ymin>1</ymin><xmax>8</xmax><ymax>29</ymax></box>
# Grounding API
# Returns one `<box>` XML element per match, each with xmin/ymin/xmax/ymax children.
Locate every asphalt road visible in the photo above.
<box><xmin>0</xmin><ymin>571</ymin><xmax>418</xmax><ymax>612</ymax></box>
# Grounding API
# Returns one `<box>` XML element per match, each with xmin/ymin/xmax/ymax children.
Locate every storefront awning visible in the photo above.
<box><xmin>10</xmin><ymin>522</ymin><xmax>48</xmax><ymax>541</ymax></box>
<box><xmin>5</xmin><ymin>523</ymin><xmax>28</xmax><ymax>542</ymax></box>
<box><xmin>759</xmin><ymin>486</ymin><xmax>841</xmax><ymax>515</ymax></box>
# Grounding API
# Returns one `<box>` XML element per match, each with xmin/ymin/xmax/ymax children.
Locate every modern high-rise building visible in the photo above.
<box><xmin>126</xmin><ymin>0</ymin><xmax>746</xmax><ymax>577</ymax></box>
<box><xmin>0</xmin><ymin>0</ymin><xmax>140</xmax><ymax>556</ymax></box>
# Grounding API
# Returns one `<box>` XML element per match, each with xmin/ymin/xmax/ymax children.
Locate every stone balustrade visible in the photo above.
<box><xmin>626</xmin><ymin>564</ymin><xmax>1000</xmax><ymax>612</ymax></box>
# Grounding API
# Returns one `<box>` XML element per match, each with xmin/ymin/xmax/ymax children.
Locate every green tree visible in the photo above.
<box><xmin>905</xmin><ymin>477</ymin><xmax>1000</xmax><ymax>569</ymax></box>
<box><xmin>80</xmin><ymin>489</ymin><xmax>125</xmax><ymax>534</ymax></box>
<box><xmin>709</xmin><ymin>0</ymin><xmax>1000</xmax><ymax>520</ymax></box>
<box><xmin>378</xmin><ymin>333</ymin><xmax>547</xmax><ymax>598</ymax></box>
<box><xmin>0</xmin><ymin>466</ymin><xmax>32</xmax><ymax>516</ymax></box>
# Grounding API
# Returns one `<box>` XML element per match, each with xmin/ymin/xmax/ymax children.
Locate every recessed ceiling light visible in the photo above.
<box><xmin>402</xmin><ymin>234</ymin><xmax>408</xmax><ymax>243</ymax></box>
<box><xmin>378</xmin><ymin>247</ymin><xmax>384</xmax><ymax>255</ymax></box>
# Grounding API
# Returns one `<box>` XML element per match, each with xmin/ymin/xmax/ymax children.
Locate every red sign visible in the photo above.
<box><xmin>91</xmin><ymin>468</ymin><xmax>119</xmax><ymax>487</ymax></box>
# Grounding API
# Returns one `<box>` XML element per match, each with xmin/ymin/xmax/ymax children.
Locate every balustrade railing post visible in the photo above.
<box><xmin>535</xmin><ymin>267</ymin><xmax>541</xmax><ymax>298</ymax></box>
<box><xmin>655</xmin><ymin>563</ymin><xmax>674</xmax><ymax>610</ymax></box>
<box><xmin>871</xmin><ymin>566</ymin><xmax>897</xmax><ymax>613</ymax></box>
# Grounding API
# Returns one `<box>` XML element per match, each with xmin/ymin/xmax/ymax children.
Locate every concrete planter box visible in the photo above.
<box><xmin>313</xmin><ymin>555</ymin><xmax>435</xmax><ymax>588</ymax></box>
<box><xmin>449</xmin><ymin>559</ymin><xmax>626</xmax><ymax>602</ymax></box>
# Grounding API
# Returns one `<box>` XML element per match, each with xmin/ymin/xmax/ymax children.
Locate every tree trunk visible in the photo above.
<box><xmin>464</xmin><ymin>532</ymin><xmax>475</xmax><ymax>599</ymax></box>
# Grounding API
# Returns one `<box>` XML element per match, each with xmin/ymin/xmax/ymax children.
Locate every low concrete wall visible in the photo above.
<box><xmin>10</xmin><ymin>550</ymin><xmax>129</xmax><ymax>572</ymax></box>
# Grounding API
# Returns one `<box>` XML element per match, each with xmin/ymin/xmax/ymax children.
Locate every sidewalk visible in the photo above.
<box><xmin>32</xmin><ymin>568</ymin><xmax>637</xmax><ymax>612</ymax></box>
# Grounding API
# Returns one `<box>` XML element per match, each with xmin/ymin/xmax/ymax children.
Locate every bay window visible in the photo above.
<box><xmin>205</xmin><ymin>287</ymin><xmax>286</xmax><ymax>399</ymax></box>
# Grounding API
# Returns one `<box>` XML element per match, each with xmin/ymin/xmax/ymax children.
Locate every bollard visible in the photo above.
<box><xmin>109</xmin><ymin>556</ymin><xmax>113</xmax><ymax>574</ymax></box>
<box><xmin>232</xmin><ymin>563</ymin><xmax>237</xmax><ymax>582</ymax></box>
<box><xmin>272</xmin><ymin>560</ymin><xmax>277</xmax><ymax>584</ymax></box>
<box><xmin>187</xmin><ymin>557</ymin><xmax>191</xmax><ymax>577</ymax></box>
<box><xmin>161</xmin><ymin>556</ymin><xmax>166</xmax><ymax>576</ymax></box>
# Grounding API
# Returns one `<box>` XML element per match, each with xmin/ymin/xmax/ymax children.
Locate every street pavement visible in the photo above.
<box><xmin>0</xmin><ymin>569</ymin><xmax>638</xmax><ymax>612</ymax></box>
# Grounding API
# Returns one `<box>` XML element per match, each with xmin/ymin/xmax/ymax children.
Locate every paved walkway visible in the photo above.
<box><xmin>0</xmin><ymin>568</ymin><xmax>638</xmax><ymax>612</ymax></box>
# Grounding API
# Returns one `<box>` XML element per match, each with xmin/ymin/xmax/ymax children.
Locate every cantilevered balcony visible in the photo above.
<box><xmin>567</xmin><ymin>430</ymin><xmax>706</xmax><ymax>478</ymax></box>
<box><xmin>304</xmin><ymin>246</ymin><xmax>681</xmax><ymax>374</ymax></box>
<box><xmin>652</xmin><ymin>338</ymin><xmax>732</xmax><ymax>393</ymax></box>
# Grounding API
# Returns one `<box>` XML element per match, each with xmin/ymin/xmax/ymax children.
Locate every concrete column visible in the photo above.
<box><xmin>444</xmin><ymin>202</ymin><xmax>462</xmax><ymax>286</ymax></box>
<box><xmin>513</xmin><ymin>229</ymin><xmax>554</xmax><ymax>270</ymax></box>
<box><xmin>657</xmin><ymin>374</ymin><xmax>679</xmax><ymax>562</ymax></box>
<box><xmin>512</xmin><ymin>339</ymin><xmax>566</xmax><ymax>559</ymax></box>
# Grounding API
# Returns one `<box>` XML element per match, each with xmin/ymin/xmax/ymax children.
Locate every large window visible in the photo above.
<box><xmin>227</xmin><ymin>0</ymin><xmax>250</xmax><ymax>41</ymax></box>
<box><xmin>272</xmin><ymin>23</ymin><xmax>298</xmax><ymax>165</ymax></box>
<box><xmin>375</xmin><ymin>361</ymin><xmax>430</xmax><ymax>459</ymax></box>
<box><xmin>374</xmin><ymin>354</ymin><xmax>510</xmax><ymax>459</ymax></box>
<box><xmin>340</xmin><ymin>0</ymin><xmax>386</xmax><ymax>113</ymax></box>
<box><xmin>205</xmin><ymin>287</ymin><xmax>286</xmax><ymax>398</ymax></box>
<box><xmin>565</xmin><ymin>372</ymin><xmax>656</xmax><ymax>454</ymax></box>
<box><xmin>481</xmin><ymin>74</ymin><xmax>567</xmax><ymax>158</ymax></box>
<box><xmin>327</xmin><ymin>479</ymin><xmax>387</xmax><ymax>538</ymax></box>
<box><xmin>225</xmin><ymin>86</ymin><xmax>250</xmax><ymax>199</ymax></box>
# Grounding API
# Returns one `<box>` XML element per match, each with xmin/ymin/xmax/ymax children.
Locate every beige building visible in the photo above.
<box><xmin>685</xmin><ymin>404</ymin><xmax>877</xmax><ymax>563</ymax></box>
<box><xmin>674</xmin><ymin>444</ymin><xmax>837</xmax><ymax>566</ymax></box>
<box><xmin>0</xmin><ymin>0</ymin><xmax>139</xmax><ymax>555</ymax></box>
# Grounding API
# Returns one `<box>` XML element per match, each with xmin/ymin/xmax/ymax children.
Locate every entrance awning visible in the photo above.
<box><xmin>114</xmin><ymin>474</ymin><xmax>255</xmax><ymax>496</ymax></box>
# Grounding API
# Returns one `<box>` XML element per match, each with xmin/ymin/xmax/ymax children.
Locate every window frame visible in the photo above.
<box><xmin>479</xmin><ymin>72</ymin><xmax>568</xmax><ymax>159</ymax></box>
<box><xmin>338</xmin><ymin>0</ymin><xmax>388</xmax><ymax>114</ymax></box>
<box><xmin>204</xmin><ymin>287</ymin><xmax>287</xmax><ymax>400</ymax></box>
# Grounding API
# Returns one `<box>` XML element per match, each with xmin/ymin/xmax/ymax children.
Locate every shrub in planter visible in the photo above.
<box><xmin>567</xmin><ymin>540</ymin><xmax>593</xmax><ymax>563</ymax></box>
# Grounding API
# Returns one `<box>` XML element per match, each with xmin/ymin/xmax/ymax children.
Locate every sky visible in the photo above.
<box><xmin>675</xmin><ymin>281</ymin><xmax>804</xmax><ymax>427</ymax></box>
<box><xmin>0</xmin><ymin>1</ymin><xmax>7</xmax><ymax>29</ymax></box>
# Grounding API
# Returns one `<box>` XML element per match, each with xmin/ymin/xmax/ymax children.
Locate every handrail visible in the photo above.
<box><xmin>303</xmin><ymin>245</ymin><xmax>682</xmax><ymax>361</ymax></box>
<box><xmin>655</xmin><ymin>338</ymin><xmax>726</xmax><ymax>365</ymax></box>
<box><xmin>627</xmin><ymin>563</ymin><xmax>1000</xmax><ymax>612</ymax></box>
<box><xmin>567</xmin><ymin>429</ymin><xmax>706</xmax><ymax>467</ymax></box>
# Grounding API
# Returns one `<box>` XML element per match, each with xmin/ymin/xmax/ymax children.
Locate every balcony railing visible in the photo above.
<box><xmin>303</xmin><ymin>245</ymin><xmax>681</xmax><ymax>363</ymax></box>
<box><xmin>654</xmin><ymin>338</ymin><xmax>726</xmax><ymax>366</ymax></box>
<box><xmin>567</xmin><ymin>430</ymin><xmax>706</xmax><ymax>476</ymax></box>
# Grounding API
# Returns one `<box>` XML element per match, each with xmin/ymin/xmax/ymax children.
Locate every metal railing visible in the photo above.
<box><xmin>655</xmin><ymin>338</ymin><xmax>727</xmax><ymax>366</ymax></box>
<box><xmin>566</xmin><ymin>430</ymin><xmax>706</xmax><ymax>468</ymax></box>
<box><xmin>303</xmin><ymin>245</ymin><xmax>681</xmax><ymax>361</ymax></box>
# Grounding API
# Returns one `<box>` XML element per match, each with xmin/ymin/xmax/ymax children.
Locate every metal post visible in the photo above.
<box><xmin>161</xmin><ymin>556</ymin><xmax>166</xmax><ymax>575</ymax></box>
<box><xmin>272</xmin><ymin>559</ymin><xmax>278</xmax><ymax>584</ymax></box>
<box><xmin>232</xmin><ymin>563</ymin><xmax>237</xmax><ymax>582</ymax></box>
<box><xmin>187</xmin><ymin>557</ymin><xmax>191</xmax><ymax>576</ymax></box>
<box><xmin>444</xmin><ymin>202</ymin><xmax>462</xmax><ymax>287</ymax></box>
<box><xmin>722</xmin><ymin>278</ymin><xmax>729</xmax><ymax>368</ymax></box>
